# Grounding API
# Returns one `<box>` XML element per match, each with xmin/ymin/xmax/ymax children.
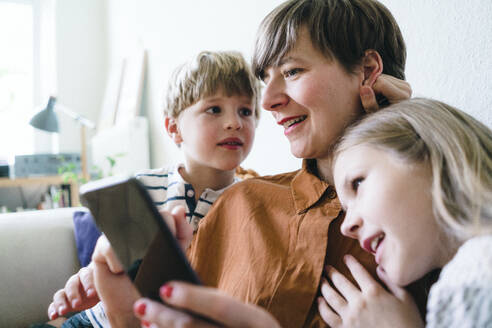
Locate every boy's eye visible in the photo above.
<box><xmin>351</xmin><ymin>177</ymin><xmax>364</xmax><ymax>192</ymax></box>
<box><xmin>239</xmin><ymin>107</ymin><xmax>252</xmax><ymax>117</ymax></box>
<box><xmin>206</xmin><ymin>106</ymin><xmax>221</xmax><ymax>114</ymax></box>
<box><xmin>283</xmin><ymin>68</ymin><xmax>302</xmax><ymax>78</ymax></box>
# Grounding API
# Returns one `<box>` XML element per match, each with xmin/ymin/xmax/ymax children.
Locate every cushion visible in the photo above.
<box><xmin>73</xmin><ymin>211</ymin><xmax>101</xmax><ymax>267</ymax></box>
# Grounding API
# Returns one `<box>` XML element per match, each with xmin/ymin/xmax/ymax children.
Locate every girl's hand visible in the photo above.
<box><xmin>360</xmin><ymin>74</ymin><xmax>412</xmax><ymax>113</ymax></box>
<box><xmin>92</xmin><ymin>235</ymin><xmax>141</xmax><ymax>327</ymax></box>
<box><xmin>318</xmin><ymin>254</ymin><xmax>424</xmax><ymax>328</ymax></box>
<box><xmin>47</xmin><ymin>263</ymin><xmax>99</xmax><ymax>320</ymax></box>
<box><xmin>133</xmin><ymin>282</ymin><xmax>281</xmax><ymax>328</ymax></box>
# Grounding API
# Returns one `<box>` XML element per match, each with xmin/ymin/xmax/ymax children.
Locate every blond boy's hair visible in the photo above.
<box><xmin>164</xmin><ymin>51</ymin><xmax>261</xmax><ymax>121</ymax></box>
<box><xmin>334</xmin><ymin>98</ymin><xmax>492</xmax><ymax>241</ymax></box>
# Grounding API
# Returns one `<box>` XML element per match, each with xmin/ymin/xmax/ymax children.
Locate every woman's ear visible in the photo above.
<box><xmin>164</xmin><ymin>117</ymin><xmax>183</xmax><ymax>145</ymax></box>
<box><xmin>362</xmin><ymin>50</ymin><xmax>383</xmax><ymax>87</ymax></box>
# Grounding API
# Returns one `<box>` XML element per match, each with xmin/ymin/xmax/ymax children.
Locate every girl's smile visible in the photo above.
<box><xmin>334</xmin><ymin>144</ymin><xmax>447</xmax><ymax>286</ymax></box>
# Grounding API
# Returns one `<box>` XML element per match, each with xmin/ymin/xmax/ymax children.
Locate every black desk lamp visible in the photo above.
<box><xmin>30</xmin><ymin>96</ymin><xmax>95</xmax><ymax>181</ymax></box>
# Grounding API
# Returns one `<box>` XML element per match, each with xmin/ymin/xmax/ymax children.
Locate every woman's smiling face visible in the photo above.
<box><xmin>334</xmin><ymin>144</ymin><xmax>446</xmax><ymax>286</ymax></box>
<box><xmin>260</xmin><ymin>27</ymin><xmax>364</xmax><ymax>161</ymax></box>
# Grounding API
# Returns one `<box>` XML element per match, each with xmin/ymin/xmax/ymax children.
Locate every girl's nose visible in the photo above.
<box><xmin>340</xmin><ymin>209</ymin><xmax>363</xmax><ymax>239</ymax></box>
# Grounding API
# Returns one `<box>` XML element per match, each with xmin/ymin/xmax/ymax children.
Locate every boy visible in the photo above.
<box><xmin>137</xmin><ymin>50</ymin><xmax>259</xmax><ymax>232</ymax></box>
<box><xmin>45</xmin><ymin>50</ymin><xmax>260</xmax><ymax>327</ymax></box>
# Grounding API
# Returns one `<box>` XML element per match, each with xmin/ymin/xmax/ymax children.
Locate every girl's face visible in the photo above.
<box><xmin>260</xmin><ymin>27</ymin><xmax>364</xmax><ymax>162</ymax></box>
<box><xmin>333</xmin><ymin>144</ymin><xmax>447</xmax><ymax>286</ymax></box>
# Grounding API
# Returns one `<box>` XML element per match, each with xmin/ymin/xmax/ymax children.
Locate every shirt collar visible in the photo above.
<box><xmin>291</xmin><ymin>159</ymin><xmax>338</xmax><ymax>214</ymax></box>
<box><xmin>171</xmin><ymin>163</ymin><xmax>238</xmax><ymax>200</ymax></box>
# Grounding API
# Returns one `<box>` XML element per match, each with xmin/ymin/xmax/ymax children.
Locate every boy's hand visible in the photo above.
<box><xmin>47</xmin><ymin>263</ymin><xmax>100</xmax><ymax>320</ymax></box>
<box><xmin>47</xmin><ymin>206</ymin><xmax>193</xmax><ymax>324</ymax></box>
<box><xmin>160</xmin><ymin>205</ymin><xmax>194</xmax><ymax>250</ymax></box>
<box><xmin>360</xmin><ymin>74</ymin><xmax>412</xmax><ymax>113</ymax></box>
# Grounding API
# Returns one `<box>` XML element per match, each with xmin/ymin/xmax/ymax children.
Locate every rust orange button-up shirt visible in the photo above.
<box><xmin>188</xmin><ymin>160</ymin><xmax>377</xmax><ymax>327</ymax></box>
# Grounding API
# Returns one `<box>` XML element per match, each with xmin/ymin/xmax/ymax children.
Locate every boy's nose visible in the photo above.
<box><xmin>225</xmin><ymin>114</ymin><xmax>242</xmax><ymax>130</ymax></box>
<box><xmin>340</xmin><ymin>209</ymin><xmax>362</xmax><ymax>240</ymax></box>
<box><xmin>261</xmin><ymin>77</ymin><xmax>288</xmax><ymax>112</ymax></box>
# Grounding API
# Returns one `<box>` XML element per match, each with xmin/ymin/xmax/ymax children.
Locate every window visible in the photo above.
<box><xmin>0</xmin><ymin>0</ymin><xmax>34</xmax><ymax>162</ymax></box>
<box><xmin>0</xmin><ymin>0</ymin><xmax>56</xmax><ymax>164</ymax></box>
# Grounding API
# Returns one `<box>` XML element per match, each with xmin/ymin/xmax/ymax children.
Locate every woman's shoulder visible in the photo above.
<box><xmin>227</xmin><ymin>169</ymin><xmax>302</xmax><ymax>191</ymax></box>
<box><xmin>426</xmin><ymin>235</ymin><xmax>492</xmax><ymax>327</ymax></box>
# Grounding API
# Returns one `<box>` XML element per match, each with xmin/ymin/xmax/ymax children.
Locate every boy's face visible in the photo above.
<box><xmin>260</xmin><ymin>27</ymin><xmax>364</xmax><ymax>161</ymax></box>
<box><xmin>334</xmin><ymin>145</ymin><xmax>444</xmax><ymax>287</ymax></box>
<box><xmin>174</xmin><ymin>91</ymin><xmax>255</xmax><ymax>173</ymax></box>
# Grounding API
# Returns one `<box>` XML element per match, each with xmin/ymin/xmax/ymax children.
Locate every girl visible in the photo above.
<box><xmin>320</xmin><ymin>98</ymin><xmax>492</xmax><ymax>327</ymax></box>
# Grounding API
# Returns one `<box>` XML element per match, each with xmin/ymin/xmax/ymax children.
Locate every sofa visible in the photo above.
<box><xmin>0</xmin><ymin>207</ymin><xmax>84</xmax><ymax>327</ymax></box>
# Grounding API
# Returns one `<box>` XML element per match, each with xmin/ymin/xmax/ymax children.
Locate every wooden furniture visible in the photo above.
<box><xmin>0</xmin><ymin>175</ymin><xmax>79</xmax><ymax>207</ymax></box>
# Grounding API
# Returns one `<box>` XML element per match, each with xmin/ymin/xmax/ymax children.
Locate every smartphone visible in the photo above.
<box><xmin>79</xmin><ymin>176</ymin><xmax>201</xmax><ymax>301</ymax></box>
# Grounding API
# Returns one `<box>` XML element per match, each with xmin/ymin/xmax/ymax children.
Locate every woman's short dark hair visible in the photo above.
<box><xmin>253</xmin><ymin>0</ymin><xmax>406</xmax><ymax>80</ymax></box>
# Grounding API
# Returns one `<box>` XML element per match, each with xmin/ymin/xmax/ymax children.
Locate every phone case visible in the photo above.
<box><xmin>79</xmin><ymin>176</ymin><xmax>201</xmax><ymax>301</ymax></box>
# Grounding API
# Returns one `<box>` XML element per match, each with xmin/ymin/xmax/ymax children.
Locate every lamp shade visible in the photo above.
<box><xmin>29</xmin><ymin>96</ymin><xmax>59</xmax><ymax>133</ymax></box>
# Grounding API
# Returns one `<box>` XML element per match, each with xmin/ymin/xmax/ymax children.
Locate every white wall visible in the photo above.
<box><xmin>55</xmin><ymin>0</ymin><xmax>107</xmax><ymax>154</ymax></box>
<box><xmin>105</xmin><ymin>0</ymin><xmax>296</xmax><ymax>176</ymax></box>
<box><xmin>382</xmin><ymin>0</ymin><xmax>492</xmax><ymax>128</ymax></box>
<box><xmin>98</xmin><ymin>0</ymin><xmax>492</xmax><ymax>175</ymax></box>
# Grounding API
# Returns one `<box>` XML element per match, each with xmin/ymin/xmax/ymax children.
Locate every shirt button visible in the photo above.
<box><xmin>187</xmin><ymin>189</ymin><xmax>195</xmax><ymax>198</ymax></box>
<box><xmin>327</xmin><ymin>188</ymin><xmax>337</xmax><ymax>199</ymax></box>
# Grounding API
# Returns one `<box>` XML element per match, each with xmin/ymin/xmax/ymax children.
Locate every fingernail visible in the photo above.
<box><xmin>160</xmin><ymin>284</ymin><xmax>173</xmax><ymax>298</ymax></box>
<box><xmin>86</xmin><ymin>288</ymin><xmax>95</xmax><ymax>297</ymax></box>
<box><xmin>135</xmin><ymin>302</ymin><xmax>147</xmax><ymax>316</ymax></box>
<box><xmin>141</xmin><ymin>320</ymin><xmax>151</xmax><ymax>327</ymax></box>
<box><xmin>58</xmin><ymin>305</ymin><xmax>66</xmax><ymax>314</ymax></box>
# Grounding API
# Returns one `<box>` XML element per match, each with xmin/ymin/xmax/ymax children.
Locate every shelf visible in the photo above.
<box><xmin>0</xmin><ymin>176</ymin><xmax>80</xmax><ymax>206</ymax></box>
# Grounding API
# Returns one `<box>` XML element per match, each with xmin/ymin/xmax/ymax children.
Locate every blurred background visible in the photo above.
<box><xmin>1</xmin><ymin>0</ymin><xmax>491</xmax><ymax>210</ymax></box>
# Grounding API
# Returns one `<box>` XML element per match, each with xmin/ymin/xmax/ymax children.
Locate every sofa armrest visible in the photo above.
<box><xmin>0</xmin><ymin>207</ymin><xmax>83</xmax><ymax>327</ymax></box>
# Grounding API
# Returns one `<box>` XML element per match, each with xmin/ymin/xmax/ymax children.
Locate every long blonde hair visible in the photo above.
<box><xmin>334</xmin><ymin>98</ymin><xmax>492</xmax><ymax>241</ymax></box>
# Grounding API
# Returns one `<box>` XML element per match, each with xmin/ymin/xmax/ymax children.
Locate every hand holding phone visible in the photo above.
<box><xmin>80</xmin><ymin>176</ymin><xmax>201</xmax><ymax>301</ymax></box>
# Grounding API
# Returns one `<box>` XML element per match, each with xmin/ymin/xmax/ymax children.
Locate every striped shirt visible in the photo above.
<box><xmin>86</xmin><ymin>163</ymin><xmax>240</xmax><ymax>328</ymax></box>
<box><xmin>136</xmin><ymin>164</ymin><xmax>240</xmax><ymax>232</ymax></box>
